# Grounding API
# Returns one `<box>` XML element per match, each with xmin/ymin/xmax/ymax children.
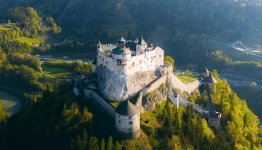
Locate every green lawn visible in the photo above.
<box><xmin>42</xmin><ymin>64</ymin><xmax>72</xmax><ymax>78</ymax></box>
<box><xmin>177</xmin><ymin>75</ymin><xmax>198</xmax><ymax>83</ymax></box>
<box><xmin>0</xmin><ymin>91</ymin><xmax>22</xmax><ymax>116</ymax></box>
<box><xmin>16</xmin><ymin>36</ymin><xmax>46</xmax><ymax>45</ymax></box>
<box><xmin>110</xmin><ymin>101</ymin><xmax>120</xmax><ymax>108</ymax></box>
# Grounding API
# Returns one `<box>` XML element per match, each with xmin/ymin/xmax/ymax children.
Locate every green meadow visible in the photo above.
<box><xmin>42</xmin><ymin>64</ymin><xmax>72</xmax><ymax>79</ymax></box>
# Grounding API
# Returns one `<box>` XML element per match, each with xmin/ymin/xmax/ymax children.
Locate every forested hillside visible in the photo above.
<box><xmin>0</xmin><ymin>1</ymin><xmax>261</xmax><ymax>149</ymax></box>
<box><xmin>0</xmin><ymin>71</ymin><xmax>261</xmax><ymax>149</ymax></box>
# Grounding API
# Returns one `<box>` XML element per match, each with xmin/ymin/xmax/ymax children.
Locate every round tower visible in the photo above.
<box><xmin>115</xmin><ymin>100</ymin><xmax>140</xmax><ymax>139</ymax></box>
<box><xmin>112</xmin><ymin>36</ymin><xmax>132</xmax><ymax>75</ymax></box>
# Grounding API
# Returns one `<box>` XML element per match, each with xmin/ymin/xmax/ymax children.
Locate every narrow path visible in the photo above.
<box><xmin>208</xmin><ymin>39</ymin><xmax>262</xmax><ymax>58</ymax></box>
<box><xmin>39</xmin><ymin>61</ymin><xmax>71</xmax><ymax>81</ymax></box>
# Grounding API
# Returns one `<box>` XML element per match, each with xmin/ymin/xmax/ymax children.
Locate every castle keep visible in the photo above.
<box><xmin>96</xmin><ymin>36</ymin><xmax>164</xmax><ymax>101</ymax></box>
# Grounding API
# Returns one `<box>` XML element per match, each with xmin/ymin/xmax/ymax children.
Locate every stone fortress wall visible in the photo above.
<box><xmin>144</xmin><ymin>76</ymin><xmax>167</xmax><ymax>95</ymax></box>
<box><xmin>84</xmin><ymin>89</ymin><xmax>115</xmax><ymax>118</ymax></box>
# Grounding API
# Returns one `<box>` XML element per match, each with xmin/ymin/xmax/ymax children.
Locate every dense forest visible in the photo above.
<box><xmin>0</xmin><ymin>70</ymin><xmax>261</xmax><ymax>149</ymax></box>
<box><xmin>1</xmin><ymin>0</ymin><xmax>261</xmax><ymax>73</ymax></box>
<box><xmin>0</xmin><ymin>1</ymin><xmax>261</xmax><ymax>150</ymax></box>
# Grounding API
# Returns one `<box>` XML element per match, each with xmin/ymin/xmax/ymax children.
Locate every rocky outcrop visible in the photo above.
<box><xmin>96</xmin><ymin>65</ymin><xmax>158</xmax><ymax>101</ymax></box>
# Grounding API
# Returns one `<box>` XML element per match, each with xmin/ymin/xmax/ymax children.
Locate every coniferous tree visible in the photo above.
<box><xmin>107</xmin><ymin>136</ymin><xmax>113</xmax><ymax>150</ymax></box>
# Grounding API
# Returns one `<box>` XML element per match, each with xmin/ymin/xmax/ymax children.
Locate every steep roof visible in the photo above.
<box><xmin>117</xmin><ymin>35</ymin><xmax>125</xmax><ymax>43</ymax></box>
<box><xmin>202</xmin><ymin>67</ymin><xmax>210</xmax><ymax>75</ymax></box>
<box><xmin>140</xmin><ymin>37</ymin><xmax>147</xmax><ymax>46</ymax></box>
<box><xmin>112</xmin><ymin>46</ymin><xmax>131</xmax><ymax>55</ymax></box>
<box><xmin>203</xmin><ymin>73</ymin><xmax>217</xmax><ymax>84</ymax></box>
<box><xmin>115</xmin><ymin>100</ymin><xmax>140</xmax><ymax>116</ymax></box>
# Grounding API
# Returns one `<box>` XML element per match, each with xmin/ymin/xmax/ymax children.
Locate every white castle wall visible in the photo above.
<box><xmin>97</xmin><ymin>45</ymin><xmax>164</xmax><ymax>76</ymax></box>
<box><xmin>96</xmin><ymin>40</ymin><xmax>164</xmax><ymax>101</ymax></box>
<box><xmin>115</xmin><ymin>113</ymin><xmax>140</xmax><ymax>134</ymax></box>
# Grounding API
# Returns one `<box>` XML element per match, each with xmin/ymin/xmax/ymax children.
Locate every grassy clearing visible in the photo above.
<box><xmin>177</xmin><ymin>75</ymin><xmax>198</xmax><ymax>83</ymax></box>
<box><xmin>110</xmin><ymin>101</ymin><xmax>120</xmax><ymax>108</ymax></box>
<box><xmin>16</xmin><ymin>36</ymin><xmax>46</xmax><ymax>45</ymax></box>
<box><xmin>42</xmin><ymin>64</ymin><xmax>72</xmax><ymax>78</ymax></box>
<box><xmin>0</xmin><ymin>91</ymin><xmax>22</xmax><ymax>116</ymax></box>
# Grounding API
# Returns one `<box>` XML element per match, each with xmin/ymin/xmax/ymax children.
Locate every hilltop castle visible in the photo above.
<box><xmin>96</xmin><ymin>36</ymin><xmax>164</xmax><ymax>101</ymax></box>
<box><xmin>84</xmin><ymin>36</ymin><xmax>221</xmax><ymax>139</ymax></box>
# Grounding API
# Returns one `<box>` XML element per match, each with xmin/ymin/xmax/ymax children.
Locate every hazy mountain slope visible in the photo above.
<box><xmin>1</xmin><ymin>0</ymin><xmax>262</xmax><ymax>41</ymax></box>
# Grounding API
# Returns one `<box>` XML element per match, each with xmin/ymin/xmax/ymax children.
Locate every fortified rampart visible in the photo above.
<box><xmin>144</xmin><ymin>76</ymin><xmax>167</xmax><ymax>95</ymax></box>
<box><xmin>84</xmin><ymin>89</ymin><xmax>115</xmax><ymax>118</ymax></box>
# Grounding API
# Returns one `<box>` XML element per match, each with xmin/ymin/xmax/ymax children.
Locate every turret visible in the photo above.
<box><xmin>115</xmin><ymin>100</ymin><xmax>140</xmax><ymax>139</ymax></box>
<box><xmin>202</xmin><ymin>72</ymin><xmax>217</xmax><ymax>93</ymax></box>
<box><xmin>117</xmin><ymin>35</ymin><xmax>126</xmax><ymax>47</ymax></box>
<box><xmin>201</xmin><ymin>71</ymin><xmax>221</xmax><ymax>128</ymax></box>
<box><xmin>112</xmin><ymin>36</ymin><xmax>131</xmax><ymax>65</ymax></box>
<box><xmin>136</xmin><ymin>36</ymin><xmax>148</xmax><ymax>51</ymax></box>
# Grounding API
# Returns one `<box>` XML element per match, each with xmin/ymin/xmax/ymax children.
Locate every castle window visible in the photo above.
<box><xmin>159</xmin><ymin>55</ymin><xmax>161</xmax><ymax>57</ymax></box>
<box><xmin>132</xmin><ymin>62</ymin><xmax>135</xmax><ymax>67</ymax></box>
<box><xmin>129</xmin><ymin>122</ymin><xmax>133</xmax><ymax>125</ymax></box>
<box><xmin>119</xmin><ymin>120</ymin><xmax>121</xmax><ymax>124</ymax></box>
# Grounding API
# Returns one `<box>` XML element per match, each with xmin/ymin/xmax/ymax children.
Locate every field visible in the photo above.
<box><xmin>0</xmin><ymin>91</ymin><xmax>22</xmax><ymax>116</ymax></box>
<box><xmin>16</xmin><ymin>36</ymin><xmax>46</xmax><ymax>45</ymax></box>
<box><xmin>42</xmin><ymin>64</ymin><xmax>72</xmax><ymax>78</ymax></box>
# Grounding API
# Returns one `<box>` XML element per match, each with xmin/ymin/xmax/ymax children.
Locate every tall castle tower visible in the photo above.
<box><xmin>115</xmin><ymin>100</ymin><xmax>140</xmax><ymax>139</ymax></box>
